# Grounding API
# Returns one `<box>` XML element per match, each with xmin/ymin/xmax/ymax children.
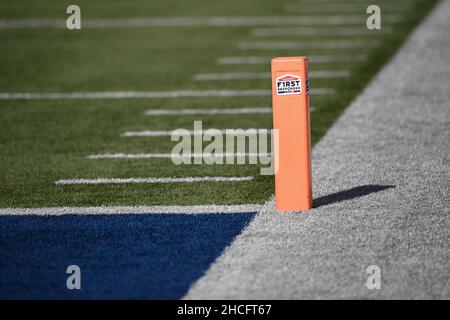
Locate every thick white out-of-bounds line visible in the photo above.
<box><xmin>0</xmin><ymin>204</ymin><xmax>263</xmax><ymax>216</ymax></box>
<box><xmin>194</xmin><ymin>70</ymin><xmax>350</xmax><ymax>81</ymax></box>
<box><xmin>87</xmin><ymin>153</ymin><xmax>271</xmax><ymax>159</ymax></box>
<box><xmin>251</xmin><ymin>26</ymin><xmax>393</xmax><ymax>37</ymax></box>
<box><xmin>0</xmin><ymin>89</ymin><xmax>333</xmax><ymax>100</ymax></box>
<box><xmin>144</xmin><ymin>107</ymin><xmax>273</xmax><ymax>116</ymax></box>
<box><xmin>55</xmin><ymin>176</ymin><xmax>254</xmax><ymax>185</ymax></box>
<box><xmin>216</xmin><ymin>54</ymin><xmax>367</xmax><ymax>65</ymax></box>
<box><xmin>0</xmin><ymin>90</ymin><xmax>271</xmax><ymax>100</ymax></box>
<box><xmin>0</xmin><ymin>14</ymin><xmax>403</xmax><ymax>29</ymax></box>
<box><xmin>239</xmin><ymin>39</ymin><xmax>379</xmax><ymax>50</ymax></box>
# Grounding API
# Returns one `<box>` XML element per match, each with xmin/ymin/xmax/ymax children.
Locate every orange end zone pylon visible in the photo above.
<box><xmin>271</xmin><ymin>56</ymin><xmax>312</xmax><ymax>212</ymax></box>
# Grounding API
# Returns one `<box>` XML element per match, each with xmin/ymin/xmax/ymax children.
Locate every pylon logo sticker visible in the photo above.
<box><xmin>276</xmin><ymin>74</ymin><xmax>302</xmax><ymax>96</ymax></box>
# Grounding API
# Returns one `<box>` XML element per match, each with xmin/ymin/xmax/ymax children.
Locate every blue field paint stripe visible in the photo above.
<box><xmin>0</xmin><ymin>213</ymin><xmax>255</xmax><ymax>299</ymax></box>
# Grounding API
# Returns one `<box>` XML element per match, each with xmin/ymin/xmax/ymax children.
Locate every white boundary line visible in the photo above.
<box><xmin>87</xmin><ymin>153</ymin><xmax>271</xmax><ymax>159</ymax></box>
<box><xmin>55</xmin><ymin>176</ymin><xmax>254</xmax><ymax>185</ymax></box>
<box><xmin>251</xmin><ymin>26</ymin><xmax>393</xmax><ymax>37</ymax></box>
<box><xmin>144</xmin><ymin>107</ymin><xmax>273</xmax><ymax>116</ymax></box>
<box><xmin>0</xmin><ymin>14</ymin><xmax>403</xmax><ymax>29</ymax></box>
<box><xmin>238</xmin><ymin>39</ymin><xmax>379</xmax><ymax>50</ymax></box>
<box><xmin>216</xmin><ymin>54</ymin><xmax>368</xmax><ymax>65</ymax></box>
<box><xmin>193</xmin><ymin>70</ymin><xmax>351</xmax><ymax>81</ymax></box>
<box><xmin>0</xmin><ymin>204</ymin><xmax>263</xmax><ymax>216</ymax></box>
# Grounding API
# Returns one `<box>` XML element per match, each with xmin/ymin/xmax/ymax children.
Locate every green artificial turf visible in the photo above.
<box><xmin>0</xmin><ymin>0</ymin><xmax>438</xmax><ymax>207</ymax></box>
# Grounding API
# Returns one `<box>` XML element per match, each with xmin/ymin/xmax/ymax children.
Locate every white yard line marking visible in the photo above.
<box><xmin>0</xmin><ymin>14</ymin><xmax>403</xmax><ymax>29</ymax></box>
<box><xmin>290</xmin><ymin>0</ymin><xmax>414</xmax><ymax>3</ymax></box>
<box><xmin>0</xmin><ymin>90</ymin><xmax>271</xmax><ymax>100</ymax></box>
<box><xmin>143</xmin><ymin>107</ymin><xmax>315</xmax><ymax>117</ymax></box>
<box><xmin>239</xmin><ymin>39</ymin><xmax>379</xmax><ymax>50</ymax></box>
<box><xmin>87</xmin><ymin>153</ymin><xmax>271</xmax><ymax>159</ymax></box>
<box><xmin>216</xmin><ymin>54</ymin><xmax>368</xmax><ymax>65</ymax></box>
<box><xmin>144</xmin><ymin>107</ymin><xmax>273</xmax><ymax>116</ymax></box>
<box><xmin>285</xmin><ymin>3</ymin><xmax>410</xmax><ymax>13</ymax></box>
<box><xmin>0</xmin><ymin>89</ymin><xmax>333</xmax><ymax>100</ymax></box>
<box><xmin>121</xmin><ymin>130</ymin><xmax>186</xmax><ymax>137</ymax></box>
<box><xmin>121</xmin><ymin>129</ymin><xmax>274</xmax><ymax>137</ymax></box>
<box><xmin>0</xmin><ymin>204</ymin><xmax>263</xmax><ymax>216</ymax></box>
<box><xmin>251</xmin><ymin>26</ymin><xmax>393</xmax><ymax>37</ymax></box>
<box><xmin>121</xmin><ymin>130</ymin><xmax>204</xmax><ymax>137</ymax></box>
<box><xmin>217</xmin><ymin>57</ymin><xmax>272</xmax><ymax>65</ymax></box>
<box><xmin>55</xmin><ymin>176</ymin><xmax>254</xmax><ymax>185</ymax></box>
<box><xmin>194</xmin><ymin>70</ymin><xmax>351</xmax><ymax>81</ymax></box>
<box><xmin>309</xmin><ymin>54</ymin><xmax>368</xmax><ymax>62</ymax></box>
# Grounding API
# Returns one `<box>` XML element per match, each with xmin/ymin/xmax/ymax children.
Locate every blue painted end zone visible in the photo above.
<box><xmin>0</xmin><ymin>213</ymin><xmax>255</xmax><ymax>299</ymax></box>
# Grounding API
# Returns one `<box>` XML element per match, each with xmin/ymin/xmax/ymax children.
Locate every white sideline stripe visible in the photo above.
<box><xmin>0</xmin><ymin>15</ymin><xmax>402</xmax><ymax>29</ymax></box>
<box><xmin>121</xmin><ymin>129</ymin><xmax>274</xmax><ymax>137</ymax></box>
<box><xmin>0</xmin><ymin>90</ymin><xmax>271</xmax><ymax>100</ymax></box>
<box><xmin>55</xmin><ymin>176</ymin><xmax>254</xmax><ymax>185</ymax></box>
<box><xmin>194</xmin><ymin>70</ymin><xmax>351</xmax><ymax>81</ymax></box>
<box><xmin>145</xmin><ymin>107</ymin><xmax>273</xmax><ymax>116</ymax></box>
<box><xmin>239</xmin><ymin>40</ymin><xmax>379</xmax><ymax>50</ymax></box>
<box><xmin>0</xmin><ymin>204</ymin><xmax>263</xmax><ymax>216</ymax></box>
<box><xmin>251</xmin><ymin>26</ymin><xmax>393</xmax><ymax>37</ymax></box>
<box><xmin>285</xmin><ymin>3</ymin><xmax>410</xmax><ymax>13</ymax></box>
<box><xmin>87</xmin><ymin>153</ymin><xmax>272</xmax><ymax>159</ymax></box>
<box><xmin>216</xmin><ymin>54</ymin><xmax>368</xmax><ymax>65</ymax></box>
